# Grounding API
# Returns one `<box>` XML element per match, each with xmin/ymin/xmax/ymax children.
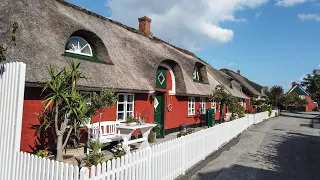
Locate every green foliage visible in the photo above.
<box><xmin>91</xmin><ymin>87</ymin><xmax>117</xmax><ymax>114</ymax></box>
<box><xmin>297</xmin><ymin>98</ymin><xmax>308</xmax><ymax>107</ymax></box>
<box><xmin>266</xmin><ymin>86</ymin><xmax>284</xmax><ymax>108</ymax></box>
<box><xmin>301</xmin><ymin>69</ymin><xmax>320</xmax><ymax>104</ymax></box>
<box><xmin>35</xmin><ymin>149</ymin><xmax>51</xmax><ymax>158</ymax></box>
<box><xmin>152</xmin><ymin>123</ymin><xmax>162</xmax><ymax>132</ymax></box>
<box><xmin>124</xmin><ymin>116</ymin><xmax>138</xmax><ymax>124</ymax></box>
<box><xmin>210</xmin><ymin>85</ymin><xmax>245</xmax><ymax>121</ymax></box>
<box><xmin>111</xmin><ymin>143</ymin><xmax>126</xmax><ymax>159</ymax></box>
<box><xmin>0</xmin><ymin>22</ymin><xmax>18</xmax><ymax>64</ymax></box>
<box><xmin>38</xmin><ymin>60</ymin><xmax>117</xmax><ymax>161</ymax></box>
<box><xmin>210</xmin><ymin>85</ymin><xmax>230</xmax><ymax>103</ymax></box>
<box><xmin>280</xmin><ymin>92</ymin><xmax>300</xmax><ymax>111</ymax></box>
<box><xmin>83</xmin><ymin>141</ymin><xmax>105</xmax><ymax>167</ymax></box>
<box><xmin>226</xmin><ymin>96</ymin><xmax>245</xmax><ymax>119</ymax></box>
<box><xmin>257</xmin><ymin>103</ymin><xmax>272</xmax><ymax>117</ymax></box>
<box><xmin>177</xmin><ymin>128</ymin><xmax>195</xmax><ymax>138</ymax></box>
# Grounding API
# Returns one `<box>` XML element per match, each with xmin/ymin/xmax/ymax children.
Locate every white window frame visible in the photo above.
<box><xmin>65</xmin><ymin>36</ymin><xmax>93</xmax><ymax>57</ymax></box>
<box><xmin>211</xmin><ymin>99</ymin><xmax>216</xmax><ymax>113</ymax></box>
<box><xmin>200</xmin><ymin>98</ymin><xmax>206</xmax><ymax>114</ymax></box>
<box><xmin>188</xmin><ymin>97</ymin><xmax>195</xmax><ymax>115</ymax></box>
<box><xmin>116</xmin><ymin>93</ymin><xmax>135</xmax><ymax>121</ymax></box>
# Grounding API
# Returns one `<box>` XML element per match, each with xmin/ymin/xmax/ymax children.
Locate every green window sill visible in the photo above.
<box><xmin>193</xmin><ymin>79</ymin><xmax>208</xmax><ymax>84</ymax></box>
<box><xmin>63</xmin><ymin>52</ymin><xmax>112</xmax><ymax>65</ymax></box>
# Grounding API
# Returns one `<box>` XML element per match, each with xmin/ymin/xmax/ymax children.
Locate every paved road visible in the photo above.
<box><xmin>181</xmin><ymin>112</ymin><xmax>320</xmax><ymax>180</ymax></box>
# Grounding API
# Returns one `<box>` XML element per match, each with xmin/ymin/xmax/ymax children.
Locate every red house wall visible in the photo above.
<box><xmin>306</xmin><ymin>96</ymin><xmax>317</xmax><ymax>112</ymax></box>
<box><xmin>20</xmin><ymin>68</ymin><xmax>228</xmax><ymax>152</ymax></box>
<box><xmin>21</xmin><ymin>87</ymin><xmax>45</xmax><ymax>153</ymax></box>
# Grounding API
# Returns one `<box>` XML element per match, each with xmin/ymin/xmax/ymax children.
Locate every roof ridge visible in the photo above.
<box><xmin>56</xmin><ymin>0</ymin><xmax>211</xmax><ymax>66</ymax></box>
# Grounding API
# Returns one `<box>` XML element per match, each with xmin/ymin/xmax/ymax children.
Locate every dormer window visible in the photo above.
<box><xmin>193</xmin><ymin>62</ymin><xmax>208</xmax><ymax>84</ymax></box>
<box><xmin>65</xmin><ymin>36</ymin><xmax>93</xmax><ymax>57</ymax></box>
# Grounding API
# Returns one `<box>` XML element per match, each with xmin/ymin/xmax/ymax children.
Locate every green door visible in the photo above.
<box><xmin>154</xmin><ymin>93</ymin><xmax>165</xmax><ymax>137</ymax></box>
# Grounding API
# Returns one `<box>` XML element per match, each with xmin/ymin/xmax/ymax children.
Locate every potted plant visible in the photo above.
<box><xmin>124</xmin><ymin>116</ymin><xmax>138</xmax><ymax>126</ymax></box>
<box><xmin>148</xmin><ymin>123</ymin><xmax>161</xmax><ymax>143</ymax></box>
<box><xmin>83</xmin><ymin>141</ymin><xmax>106</xmax><ymax>176</ymax></box>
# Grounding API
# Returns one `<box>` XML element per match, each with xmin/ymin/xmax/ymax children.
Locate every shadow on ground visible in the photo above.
<box><xmin>194</xmin><ymin>132</ymin><xmax>320</xmax><ymax>180</ymax></box>
<box><xmin>279</xmin><ymin>113</ymin><xmax>318</xmax><ymax>120</ymax></box>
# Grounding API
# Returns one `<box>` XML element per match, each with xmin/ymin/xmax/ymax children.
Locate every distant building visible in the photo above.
<box><xmin>220</xmin><ymin>69</ymin><xmax>267</xmax><ymax>112</ymax></box>
<box><xmin>287</xmin><ymin>82</ymin><xmax>318</xmax><ymax>112</ymax></box>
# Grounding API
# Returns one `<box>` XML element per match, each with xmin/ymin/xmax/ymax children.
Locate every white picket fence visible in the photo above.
<box><xmin>0</xmin><ymin>62</ymin><xmax>278</xmax><ymax>180</ymax></box>
<box><xmin>0</xmin><ymin>62</ymin><xmax>87</xmax><ymax>180</ymax></box>
<box><xmin>82</xmin><ymin>110</ymin><xmax>278</xmax><ymax>180</ymax></box>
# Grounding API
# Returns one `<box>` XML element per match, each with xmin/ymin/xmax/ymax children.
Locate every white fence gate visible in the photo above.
<box><xmin>0</xmin><ymin>62</ymin><xmax>278</xmax><ymax>180</ymax></box>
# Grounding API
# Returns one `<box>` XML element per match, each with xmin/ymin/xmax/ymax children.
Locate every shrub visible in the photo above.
<box><xmin>257</xmin><ymin>103</ymin><xmax>272</xmax><ymax>116</ymax></box>
<box><xmin>35</xmin><ymin>149</ymin><xmax>51</xmax><ymax>158</ymax></box>
<box><xmin>83</xmin><ymin>141</ymin><xmax>105</xmax><ymax>167</ymax></box>
<box><xmin>152</xmin><ymin>123</ymin><xmax>162</xmax><ymax>132</ymax></box>
<box><xmin>111</xmin><ymin>143</ymin><xmax>127</xmax><ymax>159</ymax></box>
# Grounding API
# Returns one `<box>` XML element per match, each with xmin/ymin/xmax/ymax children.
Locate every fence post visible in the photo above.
<box><xmin>181</xmin><ymin>136</ymin><xmax>186</xmax><ymax>175</ymax></box>
<box><xmin>13</xmin><ymin>63</ymin><xmax>26</xmax><ymax>153</ymax></box>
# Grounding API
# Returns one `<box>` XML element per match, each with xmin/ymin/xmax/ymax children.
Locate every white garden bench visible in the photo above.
<box><xmin>87</xmin><ymin>121</ymin><xmax>122</xmax><ymax>153</ymax></box>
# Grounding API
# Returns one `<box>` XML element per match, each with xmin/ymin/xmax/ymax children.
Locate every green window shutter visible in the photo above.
<box><xmin>156</xmin><ymin>69</ymin><xmax>167</xmax><ymax>89</ymax></box>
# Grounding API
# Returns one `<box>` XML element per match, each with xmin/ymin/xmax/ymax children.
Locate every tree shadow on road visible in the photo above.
<box><xmin>193</xmin><ymin>132</ymin><xmax>320</xmax><ymax>180</ymax></box>
<box><xmin>279</xmin><ymin>113</ymin><xmax>317</xmax><ymax>120</ymax></box>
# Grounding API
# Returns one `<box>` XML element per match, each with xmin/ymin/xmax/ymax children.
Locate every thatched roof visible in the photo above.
<box><xmin>1</xmin><ymin>0</ymin><xmax>247</xmax><ymax>98</ymax></box>
<box><xmin>220</xmin><ymin>69</ymin><xmax>266</xmax><ymax>97</ymax></box>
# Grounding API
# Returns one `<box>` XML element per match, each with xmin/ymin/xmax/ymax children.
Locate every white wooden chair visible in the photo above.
<box><xmin>86</xmin><ymin>121</ymin><xmax>122</xmax><ymax>153</ymax></box>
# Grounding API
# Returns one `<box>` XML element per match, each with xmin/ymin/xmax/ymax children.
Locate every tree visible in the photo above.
<box><xmin>301</xmin><ymin>69</ymin><xmax>320</xmax><ymax>104</ymax></box>
<box><xmin>266</xmin><ymin>86</ymin><xmax>284</xmax><ymax>108</ymax></box>
<box><xmin>225</xmin><ymin>96</ymin><xmax>245</xmax><ymax>120</ymax></box>
<box><xmin>91</xmin><ymin>88</ymin><xmax>117</xmax><ymax>140</ymax></box>
<box><xmin>210</xmin><ymin>85</ymin><xmax>245</xmax><ymax>122</ymax></box>
<box><xmin>280</xmin><ymin>92</ymin><xmax>299</xmax><ymax>111</ymax></box>
<box><xmin>297</xmin><ymin>98</ymin><xmax>308</xmax><ymax>110</ymax></box>
<box><xmin>210</xmin><ymin>85</ymin><xmax>230</xmax><ymax>123</ymax></box>
<box><xmin>39</xmin><ymin>60</ymin><xmax>116</xmax><ymax>161</ymax></box>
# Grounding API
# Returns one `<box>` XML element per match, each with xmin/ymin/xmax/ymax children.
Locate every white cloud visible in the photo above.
<box><xmin>227</xmin><ymin>62</ymin><xmax>235</xmax><ymax>67</ymax></box>
<box><xmin>106</xmin><ymin>0</ymin><xmax>268</xmax><ymax>51</ymax></box>
<box><xmin>275</xmin><ymin>0</ymin><xmax>308</xmax><ymax>7</ymax></box>
<box><xmin>298</xmin><ymin>13</ymin><xmax>320</xmax><ymax>22</ymax></box>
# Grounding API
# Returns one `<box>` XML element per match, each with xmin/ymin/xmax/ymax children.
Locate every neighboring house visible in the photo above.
<box><xmin>287</xmin><ymin>82</ymin><xmax>318</xmax><ymax>112</ymax></box>
<box><xmin>220</xmin><ymin>69</ymin><xmax>267</xmax><ymax>112</ymax></box>
<box><xmin>1</xmin><ymin>0</ymin><xmax>251</xmax><ymax>152</ymax></box>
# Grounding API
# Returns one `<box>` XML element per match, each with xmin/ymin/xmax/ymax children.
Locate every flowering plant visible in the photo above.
<box><xmin>111</xmin><ymin>143</ymin><xmax>127</xmax><ymax>158</ymax></box>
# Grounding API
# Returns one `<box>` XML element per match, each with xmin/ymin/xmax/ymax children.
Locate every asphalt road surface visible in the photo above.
<box><xmin>179</xmin><ymin>112</ymin><xmax>320</xmax><ymax>180</ymax></box>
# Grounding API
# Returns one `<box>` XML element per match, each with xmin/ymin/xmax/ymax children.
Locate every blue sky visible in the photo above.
<box><xmin>67</xmin><ymin>0</ymin><xmax>320</xmax><ymax>91</ymax></box>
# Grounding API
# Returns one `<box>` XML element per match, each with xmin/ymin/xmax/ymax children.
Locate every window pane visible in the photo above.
<box><xmin>118</xmin><ymin>104</ymin><xmax>124</xmax><ymax>111</ymax></box>
<box><xmin>127</xmin><ymin>104</ymin><xmax>133</xmax><ymax>111</ymax></box>
<box><xmin>127</xmin><ymin>95</ymin><xmax>134</xmax><ymax>102</ymax></box>
<box><xmin>127</xmin><ymin>112</ymin><xmax>133</xmax><ymax>119</ymax></box>
<box><xmin>117</xmin><ymin>113</ymin><xmax>124</xmax><ymax>121</ymax></box>
<box><xmin>118</xmin><ymin>94</ymin><xmax>125</xmax><ymax>102</ymax></box>
<box><xmin>81</xmin><ymin>45</ymin><xmax>91</xmax><ymax>55</ymax></box>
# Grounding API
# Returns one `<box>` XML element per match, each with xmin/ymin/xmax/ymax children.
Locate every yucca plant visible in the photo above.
<box><xmin>83</xmin><ymin>141</ymin><xmax>106</xmax><ymax>167</ymax></box>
